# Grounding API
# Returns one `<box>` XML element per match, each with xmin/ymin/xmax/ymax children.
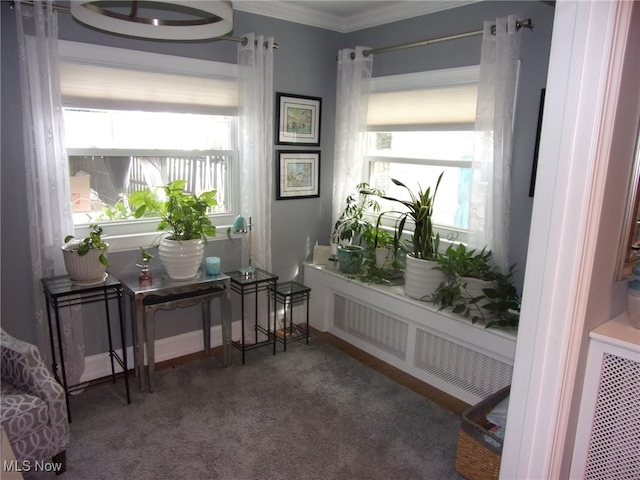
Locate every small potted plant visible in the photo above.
<box><xmin>432</xmin><ymin>243</ymin><xmax>521</xmax><ymax>328</ymax></box>
<box><xmin>331</xmin><ymin>183</ymin><xmax>384</xmax><ymax>245</ymax></box>
<box><xmin>128</xmin><ymin>179</ymin><xmax>218</xmax><ymax>280</ymax></box>
<box><xmin>361</xmin><ymin>219</ymin><xmax>395</xmax><ymax>269</ymax></box>
<box><xmin>62</xmin><ymin>223</ymin><xmax>109</xmax><ymax>285</ymax></box>
<box><xmin>331</xmin><ymin>183</ymin><xmax>384</xmax><ymax>274</ymax></box>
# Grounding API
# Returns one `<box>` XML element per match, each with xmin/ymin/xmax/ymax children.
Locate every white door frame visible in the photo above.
<box><xmin>501</xmin><ymin>1</ymin><xmax>634</xmax><ymax>478</ymax></box>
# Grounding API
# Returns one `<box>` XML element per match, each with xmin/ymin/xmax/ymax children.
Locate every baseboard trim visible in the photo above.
<box><xmin>79</xmin><ymin>320</ymin><xmax>242</xmax><ymax>383</ymax></box>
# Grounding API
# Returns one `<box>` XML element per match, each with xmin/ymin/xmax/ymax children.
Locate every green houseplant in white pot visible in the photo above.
<box><xmin>62</xmin><ymin>223</ymin><xmax>109</xmax><ymax>286</ymax></box>
<box><xmin>128</xmin><ymin>179</ymin><xmax>218</xmax><ymax>280</ymax></box>
<box><xmin>361</xmin><ymin>218</ymin><xmax>396</xmax><ymax>269</ymax></box>
<box><xmin>432</xmin><ymin>243</ymin><xmax>521</xmax><ymax>328</ymax></box>
<box><xmin>432</xmin><ymin>243</ymin><xmax>498</xmax><ymax>320</ymax></box>
<box><xmin>367</xmin><ymin>172</ymin><xmax>445</xmax><ymax>300</ymax></box>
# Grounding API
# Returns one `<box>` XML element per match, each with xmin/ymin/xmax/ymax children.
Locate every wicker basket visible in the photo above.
<box><xmin>455</xmin><ymin>385</ymin><xmax>510</xmax><ymax>480</ymax></box>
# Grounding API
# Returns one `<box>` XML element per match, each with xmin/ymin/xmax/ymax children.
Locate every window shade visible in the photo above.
<box><xmin>367</xmin><ymin>84</ymin><xmax>478</xmax><ymax>130</ymax></box>
<box><xmin>60</xmin><ymin>61</ymin><xmax>238</xmax><ymax>115</ymax></box>
<box><xmin>58</xmin><ymin>40</ymin><xmax>238</xmax><ymax>115</ymax></box>
<box><xmin>367</xmin><ymin>66</ymin><xmax>479</xmax><ymax>131</ymax></box>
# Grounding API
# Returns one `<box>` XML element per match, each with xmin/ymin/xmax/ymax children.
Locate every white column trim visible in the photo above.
<box><xmin>501</xmin><ymin>0</ymin><xmax>628</xmax><ymax>478</ymax></box>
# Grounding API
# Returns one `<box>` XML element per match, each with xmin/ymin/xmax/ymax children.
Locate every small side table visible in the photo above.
<box><xmin>42</xmin><ymin>274</ymin><xmax>130</xmax><ymax>422</ymax></box>
<box><xmin>120</xmin><ymin>271</ymin><xmax>232</xmax><ymax>393</ymax></box>
<box><xmin>270</xmin><ymin>281</ymin><xmax>311</xmax><ymax>352</ymax></box>
<box><xmin>227</xmin><ymin>268</ymin><xmax>278</xmax><ymax>364</ymax></box>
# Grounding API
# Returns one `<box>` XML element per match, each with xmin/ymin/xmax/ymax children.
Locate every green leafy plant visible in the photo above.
<box><xmin>432</xmin><ymin>250</ymin><xmax>521</xmax><ymax>329</ymax></box>
<box><xmin>128</xmin><ymin>179</ymin><xmax>218</xmax><ymax>242</ymax></box>
<box><xmin>434</xmin><ymin>243</ymin><xmax>499</xmax><ymax>281</ymax></box>
<box><xmin>139</xmin><ymin>246</ymin><xmax>154</xmax><ymax>262</ymax></box>
<box><xmin>331</xmin><ymin>183</ymin><xmax>384</xmax><ymax>245</ymax></box>
<box><xmin>483</xmin><ymin>265</ymin><xmax>521</xmax><ymax>329</ymax></box>
<box><xmin>365</xmin><ymin>172</ymin><xmax>444</xmax><ymax>261</ymax></box>
<box><xmin>98</xmin><ymin>200</ymin><xmax>132</xmax><ymax>221</ymax></box>
<box><xmin>361</xmin><ymin>222</ymin><xmax>394</xmax><ymax>250</ymax></box>
<box><xmin>64</xmin><ymin>223</ymin><xmax>109</xmax><ymax>267</ymax></box>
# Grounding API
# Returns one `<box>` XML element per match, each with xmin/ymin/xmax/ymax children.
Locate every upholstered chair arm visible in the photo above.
<box><xmin>0</xmin><ymin>329</ymin><xmax>69</xmax><ymax>444</ymax></box>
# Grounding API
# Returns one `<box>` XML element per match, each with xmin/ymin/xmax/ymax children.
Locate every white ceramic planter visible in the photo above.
<box><xmin>375</xmin><ymin>247</ymin><xmax>393</xmax><ymax>269</ymax></box>
<box><xmin>462</xmin><ymin>276</ymin><xmax>495</xmax><ymax>317</ymax></box>
<box><xmin>158</xmin><ymin>236</ymin><xmax>204</xmax><ymax>280</ymax></box>
<box><xmin>62</xmin><ymin>244</ymin><xmax>108</xmax><ymax>286</ymax></box>
<box><xmin>404</xmin><ymin>255</ymin><xmax>445</xmax><ymax>301</ymax></box>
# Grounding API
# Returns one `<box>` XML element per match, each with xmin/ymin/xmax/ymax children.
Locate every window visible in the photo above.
<box><xmin>365</xmin><ymin>66</ymin><xmax>479</xmax><ymax>243</ymax></box>
<box><xmin>58</xmin><ymin>41</ymin><xmax>239</xmax><ymax>250</ymax></box>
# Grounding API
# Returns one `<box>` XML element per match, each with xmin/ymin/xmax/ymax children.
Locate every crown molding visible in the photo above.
<box><xmin>233</xmin><ymin>1</ymin><xmax>480</xmax><ymax>33</ymax></box>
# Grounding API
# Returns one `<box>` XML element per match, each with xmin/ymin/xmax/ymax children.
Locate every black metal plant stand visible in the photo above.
<box><xmin>227</xmin><ymin>268</ymin><xmax>278</xmax><ymax>365</ymax></box>
<box><xmin>42</xmin><ymin>274</ymin><xmax>130</xmax><ymax>422</ymax></box>
<box><xmin>270</xmin><ymin>281</ymin><xmax>310</xmax><ymax>352</ymax></box>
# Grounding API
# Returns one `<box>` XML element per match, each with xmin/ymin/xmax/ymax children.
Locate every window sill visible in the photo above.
<box><xmin>102</xmin><ymin>224</ymin><xmax>235</xmax><ymax>253</ymax></box>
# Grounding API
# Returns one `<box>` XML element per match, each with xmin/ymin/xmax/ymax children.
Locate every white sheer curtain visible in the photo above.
<box><xmin>332</xmin><ymin>47</ymin><xmax>374</xmax><ymax>228</ymax></box>
<box><xmin>237</xmin><ymin>34</ymin><xmax>274</xmax><ymax>272</ymax></box>
<box><xmin>469</xmin><ymin>15</ymin><xmax>522</xmax><ymax>273</ymax></box>
<box><xmin>16</xmin><ymin>0</ymin><xmax>85</xmax><ymax>383</ymax></box>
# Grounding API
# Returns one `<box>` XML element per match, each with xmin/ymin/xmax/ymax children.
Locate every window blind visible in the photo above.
<box><xmin>58</xmin><ymin>40</ymin><xmax>238</xmax><ymax>115</ymax></box>
<box><xmin>367</xmin><ymin>66</ymin><xmax>479</xmax><ymax>131</ymax></box>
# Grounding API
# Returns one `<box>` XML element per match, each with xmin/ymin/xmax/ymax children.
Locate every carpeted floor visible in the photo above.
<box><xmin>24</xmin><ymin>338</ymin><xmax>464</xmax><ymax>480</ymax></box>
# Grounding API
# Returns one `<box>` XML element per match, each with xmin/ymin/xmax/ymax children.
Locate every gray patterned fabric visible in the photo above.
<box><xmin>0</xmin><ymin>328</ymin><xmax>69</xmax><ymax>470</ymax></box>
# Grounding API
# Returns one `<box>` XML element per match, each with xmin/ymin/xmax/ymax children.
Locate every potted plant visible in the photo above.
<box><xmin>434</xmin><ymin>244</ymin><xmax>496</xmax><ymax>281</ymax></box>
<box><xmin>331</xmin><ymin>183</ymin><xmax>383</xmax><ymax>274</ymax></box>
<box><xmin>62</xmin><ymin>223</ymin><xmax>109</xmax><ymax>286</ymax></box>
<box><xmin>128</xmin><ymin>179</ymin><xmax>218</xmax><ymax>280</ymax></box>
<box><xmin>361</xmin><ymin>219</ymin><xmax>395</xmax><ymax>269</ymax></box>
<box><xmin>331</xmin><ymin>183</ymin><xmax>384</xmax><ymax>245</ymax></box>
<box><xmin>366</xmin><ymin>172</ymin><xmax>445</xmax><ymax>300</ymax></box>
<box><xmin>482</xmin><ymin>265</ymin><xmax>521</xmax><ymax>329</ymax></box>
<box><xmin>432</xmin><ymin>244</ymin><xmax>521</xmax><ymax>328</ymax></box>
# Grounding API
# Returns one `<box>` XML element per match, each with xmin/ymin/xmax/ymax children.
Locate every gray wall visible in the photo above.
<box><xmin>0</xmin><ymin>1</ymin><xmax>554</xmax><ymax>354</ymax></box>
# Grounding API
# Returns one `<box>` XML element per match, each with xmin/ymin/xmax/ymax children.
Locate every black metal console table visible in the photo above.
<box><xmin>42</xmin><ymin>274</ymin><xmax>130</xmax><ymax>422</ymax></box>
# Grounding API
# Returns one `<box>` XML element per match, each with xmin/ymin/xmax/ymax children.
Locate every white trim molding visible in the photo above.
<box><xmin>79</xmin><ymin>320</ymin><xmax>243</xmax><ymax>384</ymax></box>
<box><xmin>233</xmin><ymin>1</ymin><xmax>479</xmax><ymax>33</ymax></box>
<box><xmin>502</xmin><ymin>1</ymin><xmax>636</xmax><ymax>479</ymax></box>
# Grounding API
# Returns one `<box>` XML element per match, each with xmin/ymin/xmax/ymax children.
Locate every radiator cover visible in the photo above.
<box><xmin>333</xmin><ymin>293</ymin><xmax>513</xmax><ymax>403</ymax></box>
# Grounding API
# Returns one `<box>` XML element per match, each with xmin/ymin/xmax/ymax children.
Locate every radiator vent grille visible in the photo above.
<box><xmin>584</xmin><ymin>352</ymin><xmax>640</xmax><ymax>480</ymax></box>
<box><xmin>333</xmin><ymin>295</ymin><xmax>408</xmax><ymax>361</ymax></box>
<box><xmin>414</xmin><ymin>327</ymin><xmax>512</xmax><ymax>399</ymax></box>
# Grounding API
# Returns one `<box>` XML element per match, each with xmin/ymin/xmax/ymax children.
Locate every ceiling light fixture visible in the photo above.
<box><xmin>70</xmin><ymin>1</ymin><xmax>233</xmax><ymax>40</ymax></box>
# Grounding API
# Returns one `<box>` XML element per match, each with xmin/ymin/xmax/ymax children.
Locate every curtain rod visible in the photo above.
<box><xmin>351</xmin><ymin>18</ymin><xmax>534</xmax><ymax>59</ymax></box>
<box><xmin>13</xmin><ymin>1</ymin><xmax>278</xmax><ymax>48</ymax></box>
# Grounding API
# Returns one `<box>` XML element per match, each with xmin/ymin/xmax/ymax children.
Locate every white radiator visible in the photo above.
<box><xmin>570</xmin><ymin>313</ymin><xmax>640</xmax><ymax>479</ymax></box>
<box><xmin>305</xmin><ymin>264</ymin><xmax>517</xmax><ymax>405</ymax></box>
<box><xmin>583</xmin><ymin>352</ymin><xmax>640</xmax><ymax>479</ymax></box>
<box><xmin>334</xmin><ymin>294</ymin><xmax>408</xmax><ymax>361</ymax></box>
<box><xmin>413</xmin><ymin>327</ymin><xmax>513</xmax><ymax>399</ymax></box>
<box><xmin>333</xmin><ymin>293</ymin><xmax>513</xmax><ymax>402</ymax></box>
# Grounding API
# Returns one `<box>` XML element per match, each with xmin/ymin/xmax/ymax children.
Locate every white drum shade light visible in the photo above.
<box><xmin>70</xmin><ymin>1</ymin><xmax>233</xmax><ymax>40</ymax></box>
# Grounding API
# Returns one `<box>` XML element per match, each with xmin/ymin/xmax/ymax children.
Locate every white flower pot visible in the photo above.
<box><xmin>375</xmin><ymin>247</ymin><xmax>393</xmax><ymax>269</ymax></box>
<box><xmin>404</xmin><ymin>256</ymin><xmax>445</xmax><ymax>301</ymax></box>
<box><xmin>62</xmin><ymin>244</ymin><xmax>108</xmax><ymax>286</ymax></box>
<box><xmin>461</xmin><ymin>277</ymin><xmax>495</xmax><ymax>317</ymax></box>
<box><xmin>158</xmin><ymin>236</ymin><xmax>204</xmax><ymax>280</ymax></box>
